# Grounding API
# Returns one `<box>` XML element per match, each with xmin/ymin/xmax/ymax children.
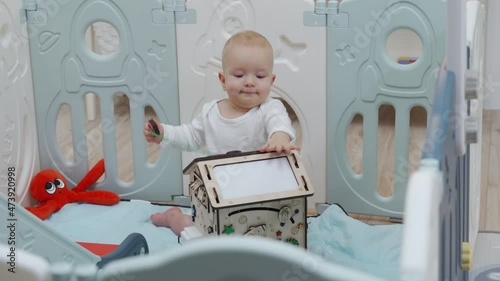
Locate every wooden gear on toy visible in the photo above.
<box><xmin>181</xmin><ymin>151</ymin><xmax>314</xmax><ymax>248</ymax></box>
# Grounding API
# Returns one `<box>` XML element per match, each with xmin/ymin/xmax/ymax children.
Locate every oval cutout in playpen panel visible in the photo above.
<box><xmin>56</xmin><ymin>103</ymin><xmax>75</xmax><ymax>163</ymax></box>
<box><xmin>386</xmin><ymin>28</ymin><xmax>423</xmax><ymax>65</ymax></box>
<box><xmin>346</xmin><ymin>113</ymin><xmax>364</xmax><ymax>175</ymax></box>
<box><xmin>86</xmin><ymin>22</ymin><xmax>120</xmax><ymax>56</ymax></box>
<box><xmin>84</xmin><ymin>92</ymin><xmax>105</xmax><ymax>182</ymax></box>
<box><xmin>377</xmin><ymin>104</ymin><xmax>396</xmax><ymax>198</ymax></box>
<box><xmin>144</xmin><ymin>105</ymin><xmax>160</xmax><ymax>164</ymax></box>
<box><xmin>408</xmin><ymin>106</ymin><xmax>427</xmax><ymax>178</ymax></box>
<box><xmin>114</xmin><ymin>93</ymin><xmax>135</xmax><ymax>183</ymax></box>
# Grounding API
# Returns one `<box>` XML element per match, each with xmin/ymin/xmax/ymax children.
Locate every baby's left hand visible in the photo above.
<box><xmin>260</xmin><ymin>132</ymin><xmax>300</xmax><ymax>154</ymax></box>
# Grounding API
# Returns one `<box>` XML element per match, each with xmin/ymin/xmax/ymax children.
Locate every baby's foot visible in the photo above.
<box><xmin>150</xmin><ymin>207</ymin><xmax>182</xmax><ymax>227</ymax></box>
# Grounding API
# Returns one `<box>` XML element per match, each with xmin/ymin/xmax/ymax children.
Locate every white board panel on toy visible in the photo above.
<box><xmin>327</xmin><ymin>0</ymin><xmax>445</xmax><ymax>217</ymax></box>
<box><xmin>0</xmin><ymin>0</ymin><xmax>39</xmax><ymax>205</ymax></box>
<box><xmin>213</xmin><ymin>157</ymin><xmax>299</xmax><ymax>199</ymax></box>
<box><xmin>176</xmin><ymin>0</ymin><xmax>327</xmax><ymax>206</ymax></box>
<box><xmin>27</xmin><ymin>0</ymin><xmax>182</xmax><ymax>200</ymax></box>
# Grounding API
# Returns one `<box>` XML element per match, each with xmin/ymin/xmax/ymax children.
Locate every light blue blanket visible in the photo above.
<box><xmin>307</xmin><ymin>204</ymin><xmax>402</xmax><ymax>281</ymax></box>
<box><xmin>44</xmin><ymin>201</ymin><xmax>191</xmax><ymax>255</ymax></box>
<box><xmin>45</xmin><ymin>202</ymin><xmax>402</xmax><ymax>280</ymax></box>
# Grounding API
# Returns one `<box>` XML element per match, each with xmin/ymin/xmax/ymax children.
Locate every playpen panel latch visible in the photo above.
<box><xmin>328</xmin><ymin>13</ymin><xmax>349</xmax><ymax>28</ymax></box>
<box><xmin>21</xmin><ymin>0</ymin><xmax>47</xmax><ymax>24</ymax></box>
<box><xmin>465</xmin><ymin>116</ymin><xmax>479</xmax><ymax>144</ymax></box>
<box><xmin>304</xmin><ymin>0</ymin><xmax>348</xmax><ymax>28</ymax></box>
<box><xmin>153</xmin><ymin>0</ymin><xmax>196</xmax><ymax>24</ymax></box>
<box><xmin>465</xmin><ymin>69</ymin><xmax>479</xmax><ymax>100</ymax></box>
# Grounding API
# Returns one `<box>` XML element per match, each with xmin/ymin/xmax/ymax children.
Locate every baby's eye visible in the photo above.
<box><xmin>234</xmin><ymin>74</ymin><xmax>244</xmax><ymax>78</ymax></box>
<box><xmin>257</xmin><ymin>75</ymin><xmax>266</xmax><ymax>79</ymax></box>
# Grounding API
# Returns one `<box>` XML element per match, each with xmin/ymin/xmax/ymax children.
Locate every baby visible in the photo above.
<box><xmin>144</xmin><ymin>30</ymin><xmax>299</xmax><ymax>235</ymax></box>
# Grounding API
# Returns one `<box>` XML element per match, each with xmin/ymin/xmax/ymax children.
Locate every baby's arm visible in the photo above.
<box><xmin>260</xmin><ymin>131</ymin><xmax>300</xmax><ymax>154</ymax></box>
<box><xmin>143</xmin><ymin>111</ymin><xmax>206</xmax><ymax>150</ymax></box>
<box><xmin>260</xmin><ymin>99</ymin><xmax>300</xmax><ymax>154</ymax></box>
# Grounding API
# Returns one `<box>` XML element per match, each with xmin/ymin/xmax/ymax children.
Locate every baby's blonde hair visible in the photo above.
<box><xmin>221</xmin><ymin>30</ymin><xmax>274</xmax><ymax>70</ymax></box>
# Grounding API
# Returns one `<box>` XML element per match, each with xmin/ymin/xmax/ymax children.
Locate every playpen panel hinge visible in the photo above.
<box><xmin>20</xmin><ymin>0</ymin><xmax>47</xmax><ymax>24</ymax></box>
<box><xmin>304</xmin><ymin>0</ymin><xmax>348</xmax><ymax>28</ymax></box>
<box><xmin>152</xmin><ymin>0</ymin><xmax>196</xmax><ymax>24</ymax></box>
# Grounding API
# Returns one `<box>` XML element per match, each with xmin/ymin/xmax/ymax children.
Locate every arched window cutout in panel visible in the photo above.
<box><xmin>347</xmin><ymin>114</ymin><xmax>364</xmax><ymax>175</ymax></box>
<box><xmin>144</xmin><ymin>105</ymin><xmax>160</xmax><ymax>164</ymax></box>
<box><xmin>408</xmin><ymin>106</ymin><xmax>427</xmax><ymax>178</ymax></box>
<box><xmin>56</xmin><ymin>104</ymin><xmax>74</xmax><ymax>162</ymax></box>
<box><xmin>114</xmin><ymin>94</ymin><xmax>134</xmax><ymax>183</ymax></box>
<box><xmin>377</xmin><ymin>104</ymin><xmax>395</xmax><ymax>198</ymax></box>
<box><xmin>84</xmin><ymin>92</ymin><xmax>105</xmax><ymax>183</ymax></box>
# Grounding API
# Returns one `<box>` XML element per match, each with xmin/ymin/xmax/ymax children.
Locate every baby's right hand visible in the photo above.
<box><xmin>144</xmin><ymin>119</ymin><xmax>164</xmax><ymax>144</ymax></box>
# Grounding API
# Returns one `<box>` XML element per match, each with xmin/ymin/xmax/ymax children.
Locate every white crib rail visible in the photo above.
<box><xmin>400</xmin><ymin>159</ymin><xmax>443</xmax><ymax>281</ymax></box>
<box><xmin>3</xmin><ymin>237</ymin><xmax>387</xmax><ymax>281</ymax></box>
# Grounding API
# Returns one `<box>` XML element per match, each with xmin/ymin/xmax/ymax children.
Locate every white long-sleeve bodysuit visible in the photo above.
<box><xmin>160</xmin><ymin>98</ymin><xmax>296</xmax><ymax>155</ymax></box>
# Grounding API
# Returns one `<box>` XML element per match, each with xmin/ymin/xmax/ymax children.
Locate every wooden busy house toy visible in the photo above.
<box><xmin>180</xmin><ymin>151</ymin><xmax>314</xmax><ymax>248</ymax></box>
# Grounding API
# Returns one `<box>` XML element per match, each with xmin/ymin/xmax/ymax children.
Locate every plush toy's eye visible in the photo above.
<box><xmin>45</xmin><ymin>182</ymin><xmax>56</xmax><ymax>194</ymax></box>
<box><xmin>54</xmin><ymin>178</ymin><xmax>65</xmax><ymax>188</ymax></box>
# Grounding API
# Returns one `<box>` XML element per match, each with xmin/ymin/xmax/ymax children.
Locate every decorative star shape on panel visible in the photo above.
<box><xmin>148</xmin><ymin>40</ymin><xmax>167</xmax><ymax>60</ymax></box>
<box><xmin>335</xmin><ymin>45</ymin><xmax>355</xmax><ymax>65</ymax></box>
<box><xmin>274</xmin><ymin>35</ymin><xmax>306</xmax><ymax>72</ymax></box>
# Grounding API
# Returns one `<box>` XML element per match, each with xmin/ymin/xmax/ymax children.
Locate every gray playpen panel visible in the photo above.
<box><xmin>327</xmin><ymin>0</ymin><xmax>446</xmax><ymax>218</ymax></box>
<box><xmin>27</xmin><ymin>0</ymin><xmax>182</xmax><ymax>201</ymax></box>
<box><xmin>0</xmin><ymin>193</ymin><xmax>99</xmax><ymax>265</ymax></box>
<box><xmin>423</xmin><ymin>67</ymin><xmax>469</xmax><ymax>280</ymax></box>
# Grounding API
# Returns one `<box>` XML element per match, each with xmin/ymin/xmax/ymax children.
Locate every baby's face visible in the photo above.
<box><xmin>219</xmin><ymin>45</ymin><xmax>275</xmax><ymax>110</ymax></box>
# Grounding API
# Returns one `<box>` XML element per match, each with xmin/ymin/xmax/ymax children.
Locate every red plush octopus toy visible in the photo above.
<box><xmin>25</xmin><ymin>159</ymin><xmax>120</xmax><ymax>220</ymax></box>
